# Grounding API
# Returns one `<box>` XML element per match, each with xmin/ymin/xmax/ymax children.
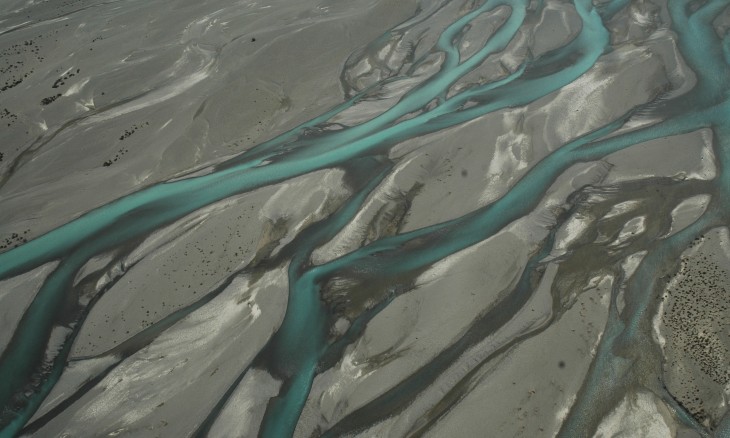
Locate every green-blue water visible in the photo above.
<box><xmin>1</xmin><ymin>0</ymin><xmax>729</xmax><ymax>436</ymax></box>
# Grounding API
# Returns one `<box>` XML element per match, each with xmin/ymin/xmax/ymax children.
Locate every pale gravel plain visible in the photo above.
<box><xmin>1</xmin><ymin>0</ymin><xmax>729</xmax><ymax>437</ymax></box>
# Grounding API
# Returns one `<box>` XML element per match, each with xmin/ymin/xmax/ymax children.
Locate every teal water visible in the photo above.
<box><xmin>1</xmin><ymin>0</ymin><xmax>729</xmax><ymax>436</ymax></box>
